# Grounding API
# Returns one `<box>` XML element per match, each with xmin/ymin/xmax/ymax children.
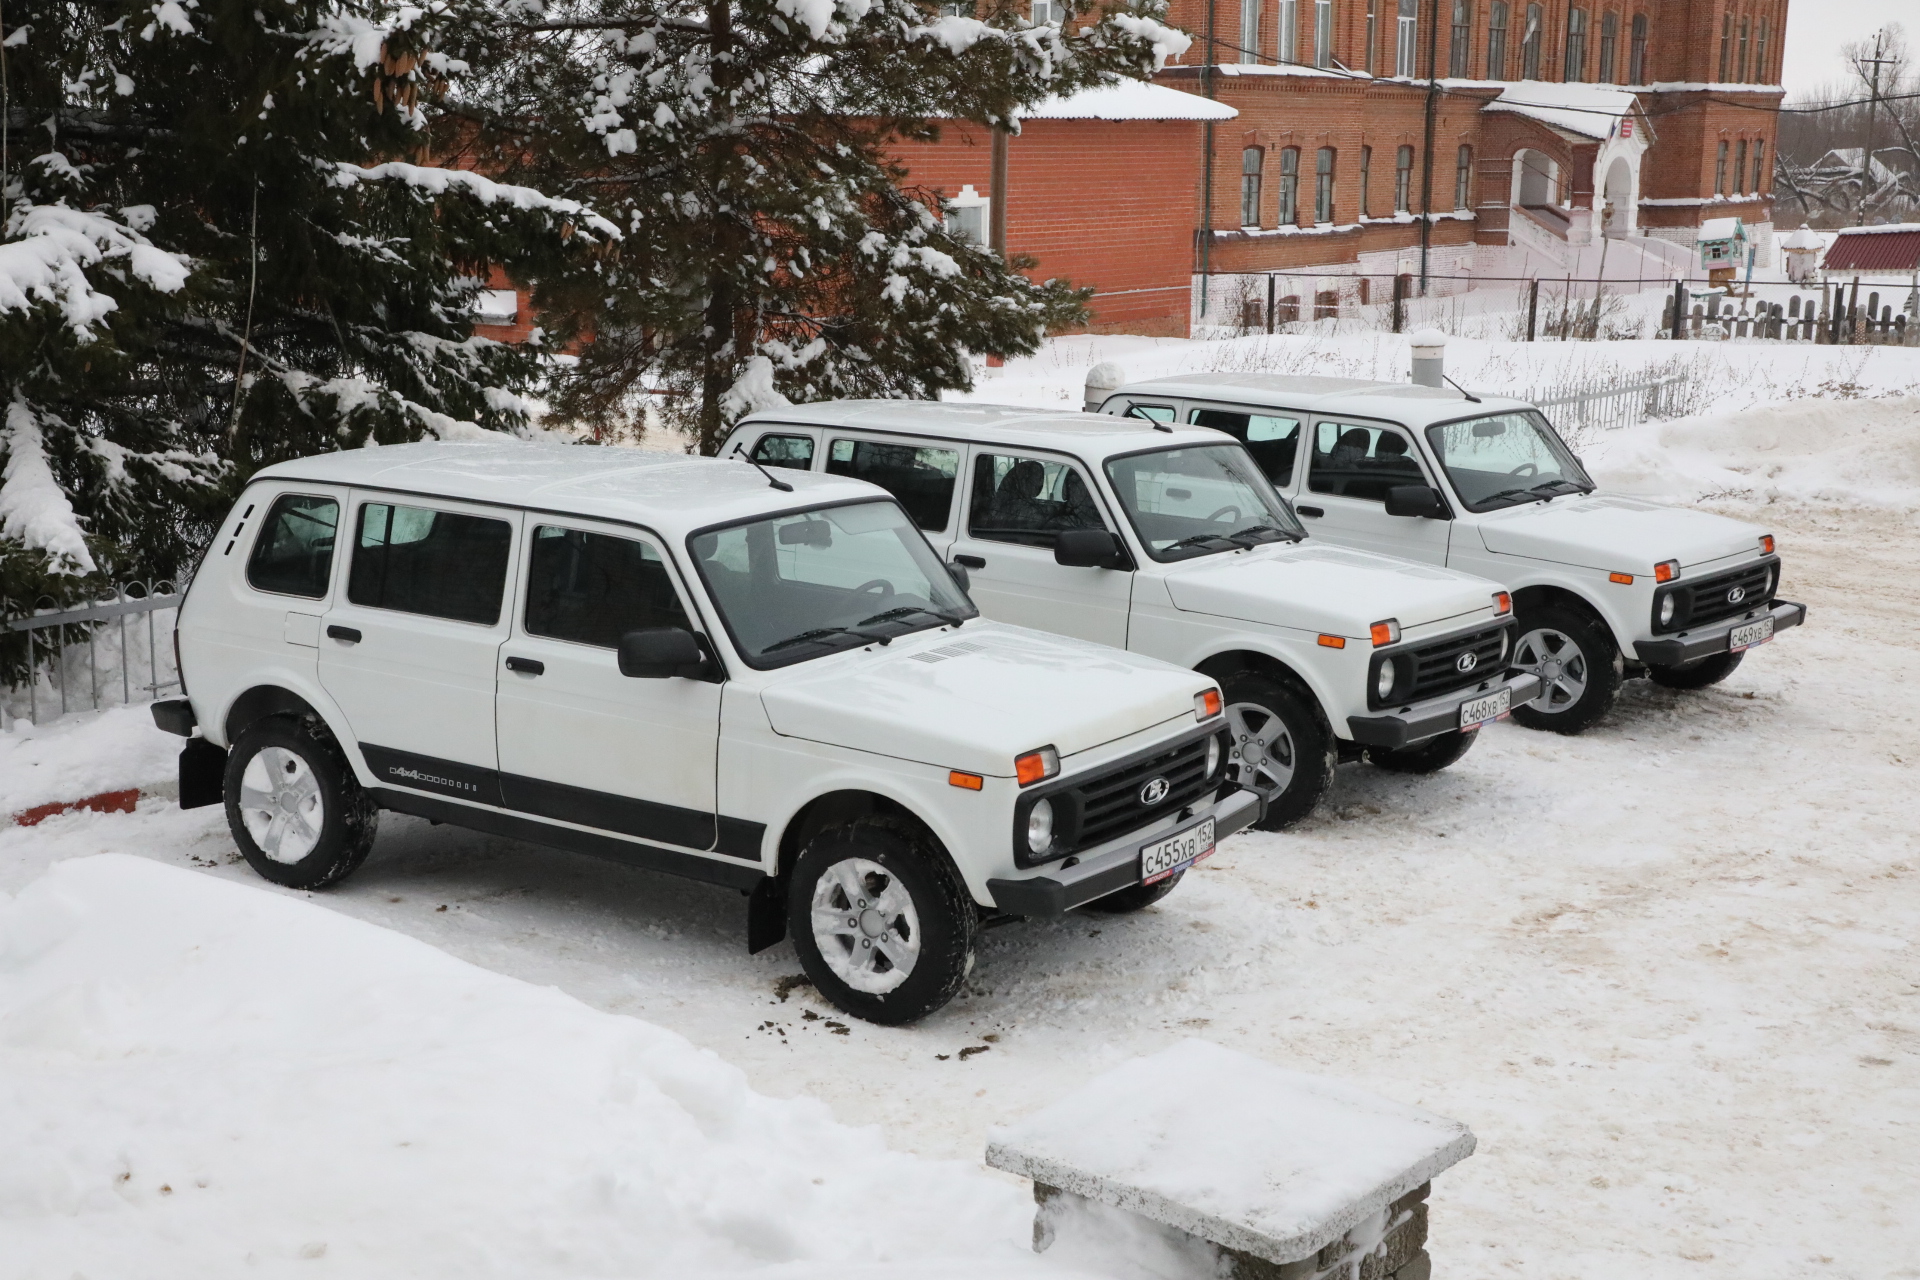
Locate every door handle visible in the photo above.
<box><xmin>954</xmin><ymin>554</ymin><xmax>986</xmax><ymax>569</ymax></box>
<box><xmin>326</xmin><ymin>625</ymin><xmax>362</xmax><ymax>643</ymax></box>
<box><xmin>504</xmin><ymin>656</ymin><xmax>545</xmax><ymax>676</ymax></box>
<box><xmin>1296</xmin><ymin>506</ymin><xmax>1325</xmax><ymax>518</ymax></box>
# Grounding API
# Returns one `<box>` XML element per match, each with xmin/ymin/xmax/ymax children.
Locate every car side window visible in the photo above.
<box><xmin>523</xmin><ymin>527</ymin><xmax>692</xmax><ymax>648</ymax></box>
<box><xmin>1307</xmin><ymin>422</ymin><xmax>1426</xmax><ymax>502</ymax></box>
<box><xmin>825</xmin><ymin>438</ymin><xmax>960</xmax><ymax>531</ymax></box>
<box><xmin>348</xmin><ymin>502</ymin><xmax>512</xmax><ymax>626</ymax></box>
<box><xmin>1188</xmin><ymin>407</ymin><xmax>1303</xmax><ymax>486</ymax></box>
<box><xmin>751</xmin><ymin>434</ymin><xmax>815</xmax><ymax>471</ymax></box>
<box><xmin>246</xmin><ymin>494</ymin><xmax>339</xmax><ymax>598</ymax></box>
<box><xmin>968</xmin><ymin>453</ymin><xmax>1107</xmax><ymax>547</ymax></box>
<box><xmin>1121</xmin><ymin>402</ymin><xmax>1176</xmax><ymax>423</ymax></box>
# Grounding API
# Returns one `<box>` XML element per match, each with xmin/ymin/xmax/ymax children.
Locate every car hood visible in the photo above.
<box><xmin>758</xmin><ymin>622</ymin><xmax>1206</xmax><ymax>777</ymax></box>
<box><xmin>1161</xmin><ymin>542</ymin><xmax>1499</xmax><ymax>636</ymax></box>
<box><xmin>1475</xmin><ymin>493</ymin><xmax>1765</xmax><ymax>572</ymax></box>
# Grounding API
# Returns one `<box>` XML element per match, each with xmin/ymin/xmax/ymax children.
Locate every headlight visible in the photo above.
<box><xmin>1658</xmin><ymin>593</ymin><xmax>1676</xmax><ymax>626</ymax></box>
<box><xmin>1206</xmin><ymin>734</ymin><xmax>1221</xmax><ymax>777</ymax></box>
<box><xmin>1026</xmin><ymin>798</ymin><xmax>1055</xmax><ymax>855</ymax></box>
<box><xmin>1376</xmin><ymin>661</ymin><xmax>1397</xmax><ymax>701</ymax></box>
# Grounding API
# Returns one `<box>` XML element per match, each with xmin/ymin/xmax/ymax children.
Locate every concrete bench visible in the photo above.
<box><xmin>985</xmin><ymin>1040</ymin><xmax>1475</xmax><ymax>1280</ymax></box>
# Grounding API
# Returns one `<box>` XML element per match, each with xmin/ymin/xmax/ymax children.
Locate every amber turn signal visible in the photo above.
<box><xmin>948</xmin><ymin>771</ymin><xmax>983</xmax><ymax>791</ymax></box>
<box><xmin>1369</xmin><ymin>619</ymin><xmax>1401</xmax><ymax>647</ymax></box>
<box><xmin>1493</xmin><ymin>591</ymin><xmax>1512</xmax><ymax>615</ymax></box>
<box><xmin>1760</xmin><ymin>535</ymin><xmax>1775</xmax><ymax>555</ymax></box>
<box><xmin>1317</xmin><ymin>634</ymin><xmax>1346</xmax><ymax>649</ymax></box>
<box><xmin>1015</xmin><ymin>746</ymin><xmax>1060</xmax><ymax>787</ymax></box>
<box><xmin>1195</xmin><ymin>689</ymin><xmax>1223</xmax><ymax>720</ymax></box>
<box><xmin>1654</xmin><ymin>560</ymin><xmax>1680</xmax><ymax>583</ymax></box>
<box><xmin>1609</xmin><ymin>572</ymin><xmax>1634</xmax><ymax>584</ymax></box>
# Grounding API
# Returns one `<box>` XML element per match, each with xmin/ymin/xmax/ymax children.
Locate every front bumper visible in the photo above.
<box><xmin>1345</xmin><ymin>670</ymin><xmax>1543</xmax><ymax>750</ymax></box>
<box><xmin>1635</xmin><ymin>598</ymin><xmax>1807</xmax><ymax>667</ymax></box>
<box><xmin>986</xmin><ymin>785</ymin><xmax>1262</xmax><ymax>919</ymax></box>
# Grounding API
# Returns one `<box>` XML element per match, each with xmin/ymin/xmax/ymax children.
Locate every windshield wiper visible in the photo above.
<box><xmin>1480</xmin><ymin>487</ymin><xmax>1540</xmax><ymax>507</ymax></box>
<box><xmin>1224</xmin><ymin>524</ymin><xmax>1297</xmax><ymax>547</ymax></box>
<box><xmin>1529</xmin><ymin>479</ymin><xmax>1589</xmax><ymax>497</ymax></box>
<box><xmin>762</xmin><ymin>625</ymin><xmax>884</xmax><ymax>655</ymax></box>
<box><xmin>857</xmin><ymin>604</ymin><xmax>967</xmax><ymax>629</ymax></box>
<box><xmin>1162</xmin><ymin>532</ymin><xmax>1240</xmax><ymax>554</ymax></box>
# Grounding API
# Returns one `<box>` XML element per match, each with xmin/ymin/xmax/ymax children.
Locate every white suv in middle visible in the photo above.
<box><xmin>725</xmin><ymin>403</ymin><xmax>1537</xmax><ymax>827</ymax></box>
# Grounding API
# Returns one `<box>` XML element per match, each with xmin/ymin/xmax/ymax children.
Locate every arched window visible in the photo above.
<box><xmin>1487</xmin><ymin>1</ymin><xmax>1509</xmax><ymax>77</ymax></box>
<box><xmin>1737</xmin><ymin>15</ymin><xmax>1750</xmax><ymax>80</ymax></box>
<box><xmin>1315</xmin><ymin>0</ymin><xmax>1335</xmax><ymax>67</ymax></box>
<box><xmin>1598</xmin><ymin>10</ymin><xmax>1618</xmax><ymax>82</ymax></box>
<box><xmin>1718</xmin><ymin>12</ymin><xmax>1732</xmax><ymax>81</ymax></box>
<box><xmin>1360</xmin><ymin>144</ymin><xmax>1374</xmax><ymax>215</ymax></box>
<box><xmin>1450</xmin><ymin>0</ymin><xmax>1472</xmax><ymax>76</ymax></box>
<box><xmin>1280</xmin><ymin>0</ymin><xmax>1299</xmax><ymax>62</ymax></box>
<box><xmin>1521</xmin><ymin>3</ymin><xmax>1542</xmax><ymax>79</ymax></box>
<box><xmin>1280</xmin><ymin>147</ymin><xmax>1301</xmax><ymax>223</ymax></box>
<box><xmin>1734</xmin><ymin>138</ymin><xmax>1748</xmax><ymax>194</ymax></box>
<box><xmin>1752</xmin><ymin>138</ymin><xmax>1767</xmax><ymax>192</ymax></box>
<box><xmin>1715</xmin><ymin>139</ymin><xmax>1728</xmax><ymax>195</ymax></box>
<box><xmin>1241</xmin><ymin>0</ymin><xmax>1260</xmax><ymax>63</ymax></box>
<box><xmin>1397</xmin><ymin>0</ymin><xmax>1418</xmax><ymax>76</ymax></box>
<box><xmin>1628</xmin><ymin>12</ymin><xmax>1647</xmax><ymax>82</ymax></box>
<box><xmin>1565</xmin><ymin>8</ymin><xmax>1587</xmax><ymax>81</ymax></box>
<box><xmin>1455</xmin><ymin>144</ymin><xmax>1474</xmax><ymax>209</ymax></box>
<box><xmin>1316</xmin><ymin>147</ymin><xmax>1337</xmax><ymax>222</ymax></box>
<box><xmin>1241</xmin><ymin>147</ymin><xmax>1264</xmax><ymax>226</ymax></box>
<box><xmin>1756</xmin><ymin>17</ymin><xmax>1770</xmax><ymax>82</ymax></box>
<box><xmin>1395</xmin><ymin>144</ymin><xmax>1414</xmax><ymax>212</ymax></box>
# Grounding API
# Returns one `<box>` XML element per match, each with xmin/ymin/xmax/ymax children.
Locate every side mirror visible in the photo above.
<box><xmin>1054</xmin><ymin>528</ymin><xmax>1129</xmax><ymax>569</ymax></box>
<box><xmin>1384</xmin><ymin>484</ymin><xmax>1452</xmax><ymax>520</ymax></box>
<box><xmin>618</xmin><ymin>628</ymin><xmax>710</xmax><ymax>679</ymax></box>
<box><xmin>945</xmin><ymin>561</ymin><xmax>971</xmax><ymax>593</ymax></box>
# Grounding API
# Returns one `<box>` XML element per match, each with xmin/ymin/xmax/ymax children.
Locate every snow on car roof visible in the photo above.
<box><xmin>250</xmin><ymin>440</ymin><xmax>885</xmax><ymax>532</ymax></box>
<box><xmin>741</xmin><ymin>400</ymin><xmax>1229</xmax><ymax>456</ymax></box>
<box><xmin>1110</xmin><ymin>374</ymin><xmax>1535</xmax><ymax>425</ymax></box>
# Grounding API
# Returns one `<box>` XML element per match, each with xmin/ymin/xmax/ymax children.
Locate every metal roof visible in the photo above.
<box><xmin>1821</xmin><ymin>227</ymin><xmax>1920</xmax><ymax>273</ymax></box>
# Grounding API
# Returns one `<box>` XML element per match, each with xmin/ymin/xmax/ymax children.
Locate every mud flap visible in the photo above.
<box><xmin>746</xmin><ymin>875</ymin><xmax>788</xmax><ymax>954</ymax></box>
<box><xmin>179</xmin><ymin>738</ymin><xmax>228</xmax><ymax>810</ymax></box>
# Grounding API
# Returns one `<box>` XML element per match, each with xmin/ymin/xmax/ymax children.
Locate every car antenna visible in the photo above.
<box><xmin>1443</xmin><ymin>374</ymin><xmax>1482</xmax><ymax>404</ymax></box>
<box><xmin>742</xmin><ymin>455</ymin><xmax>794</xmax><ymax>492</ymax></box>
<box><xmin>1124</xmin><ymin>406</ymin><xmax>1175</xmax><ymax>433</ymax></box>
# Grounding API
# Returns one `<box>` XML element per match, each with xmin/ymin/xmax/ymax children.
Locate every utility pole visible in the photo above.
<box><xmin>1418</xmin><ymin>0</ymin><xmax>1440</xmax><ymax>296</ymax></box>
<box><xmin>1199</xmin><ymin>0</ymin><xmax>1217</xmax><ymax>317</ymax></box>
<box><xmin>1855</xmin><ymin>30</ymin><xmax>1897</xmax><ymax>227</ymax></box>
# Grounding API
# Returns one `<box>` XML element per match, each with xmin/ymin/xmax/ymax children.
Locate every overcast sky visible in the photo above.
<box><xmin>1780</xmin><ymin>1</ymin><xmax>1909</xmax><ymax>98</ymax></box>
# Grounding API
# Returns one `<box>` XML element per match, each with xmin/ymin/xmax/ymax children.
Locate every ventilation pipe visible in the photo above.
<box><xmin>1084</xmin><ymin>361</ymin><xmax>1126</xmax><ymax>413</ymax></box>
<box><xmin>1409</xmin><ymin>328</ymin><xmax>1447</xmax><ymax>388</ymax></box>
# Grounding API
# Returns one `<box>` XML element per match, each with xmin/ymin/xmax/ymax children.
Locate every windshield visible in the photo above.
<box><xmin>1425</xmin><ymin>410</ymin><xmax>1594</xmax><ymax>512</ymax></box>
<box><xmin>689</xmin><ymin>500</ymin><xmax>978</xmax><ymax>669</ymax></box>
<box><xmin>1104</xmin><ymin>444</ymin><xmax>1307</xmax><ymax>563</ymax></box>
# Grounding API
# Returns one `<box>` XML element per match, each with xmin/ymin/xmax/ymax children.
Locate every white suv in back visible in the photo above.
<box><xmin>152</xmin><ymin>442</ymin><xmax>1257</xmax><ymax>1023</ymax></box>
<box><xmin>723</xmin><ymin>404</ymin><xmax>1537</xmax><ymax>828</ymax></box>
<box><xmin>1095</xmin><ymin>374</ymin><xmax>1806</xmax><ymax>734</ymax></box>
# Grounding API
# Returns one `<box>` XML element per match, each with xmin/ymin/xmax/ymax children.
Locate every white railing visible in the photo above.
<box><xmin>2</xmin><ymin>581</ymin><xmax>184</xmax><ymax>727</ymax></box>
<box><xmin>1525</xmin><ymin>373</ymin><xmax>1689</xmax><ymax>436</ymax></box>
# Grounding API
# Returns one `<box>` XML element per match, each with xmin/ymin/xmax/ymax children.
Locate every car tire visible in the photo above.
<box><xmin>1085</xmin><ymin>870</ymin><xmax>1185</xmax><ymax>914</ymax></box>
<box><xmin>224</xmin><ymin>717</ymin><xmax>378</xmax><ymax>890</ymax></box>
<box><xmin>788</xmin><ymin>817</ymin><xmax>976</xmax><ymax>1026</ymax></box>
<box><xmin>1510</xmin><ymin>603</ymin><xmax>1624</xmax><ymax>735</ymax></box>
<box><xmin>1219</xmin><ymin>672</ymin><xmax>1336</xmax><ymax>830</ymax></box>
<box><xmin>1366</xmin><ymin>727</ymin><xmax>1479</xmax><ymax>774</ymax></box>
<box><xmin>1646</xmin><ymin>649</ymin><xmax>1745</xmax><ymax>690</ymax></box>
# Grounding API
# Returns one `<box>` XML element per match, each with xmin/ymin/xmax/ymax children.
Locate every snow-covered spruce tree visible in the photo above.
<box><xmin>446</xmin><ymin>0</ymin><xmax>1190</xmax><ymax>452</ymax></box>
<box><xmin>0</xmin><ymin>0</ymin><xmax>614</xmax><ymax>613</ymax></box>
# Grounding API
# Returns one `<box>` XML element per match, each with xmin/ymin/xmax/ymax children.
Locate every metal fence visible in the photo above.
<box><xmin>1525</xmin><ymin>373</ymin><xmax>1689</xmax><ymax>436</ymax></box>
<box><xmin>2</xmin><ymin>580</ymin><xmax>184</xmax><ymax>727</ymax></box>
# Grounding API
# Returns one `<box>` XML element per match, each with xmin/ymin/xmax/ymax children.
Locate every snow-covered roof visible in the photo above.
<box><xmin>1781</xmin><ymin>225</ymin><xmax>1824</xmax><ymax>251</ymax></box>
<box><xmin>1481</xmin><ymin>81</ymin><xmax>1640</xmax><ymax>141</ymax></box>
<box><xmin>1018</xmin><ymin>80</ymin><xmax>1237</xmax><ymax>122</ymax></box>
<box><xmin>1698</xmin><ymin>216</ymin><xmax>1745</xmax><ymax>242</ymax></box>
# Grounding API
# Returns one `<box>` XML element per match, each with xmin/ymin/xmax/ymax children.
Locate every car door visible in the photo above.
<box><xmin>319</xmin><ymin>493</ymin><xmax>519</xmax><ymax>803</ymax></box>
<box><xmin>494</xmin><ymin>519</ymin><xmax>724</xmax><ymax>852</ymax></box>
<box><xmin>1298</xmin><ymin>418</ymin><xmax>1452</xmax><ymax>565</ymax></box>
<box><xmin>946</xmin><ymin>447</ymin><xmax>1132</xmax><ymax>647</ymax></box>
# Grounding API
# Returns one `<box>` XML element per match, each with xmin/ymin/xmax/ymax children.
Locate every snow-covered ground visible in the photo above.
<box><xmin>3</xmin><ymin>356</ymin><xmax>1918</xmax><ymax>1278</ymax></box>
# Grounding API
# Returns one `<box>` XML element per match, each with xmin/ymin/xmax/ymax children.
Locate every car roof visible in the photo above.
<box><xmin>738</xmin><ymin>400</ymin><xmax>1228</xmax><ymax>457</ymax></box>
<box><xmin>249</xmin><ymin>440</ymin><xmax>887</xmax><ymax>534</ymax></box>
<box><xmin>1109</xmin><ymin>374</ymin><xmax>1536</xmax><ymax>426</ymax></box>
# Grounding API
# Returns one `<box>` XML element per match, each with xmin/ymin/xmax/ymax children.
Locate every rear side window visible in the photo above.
<box><xmin>1307</xmin><ymin>422</ymin><xmax>1425</xmax><ymax>501</ymax></box>
<box><xmin>246</xmin><ymin>494</ymin><xmax>339</xmax><ymax>598</ymax></box>
<box><xmin>968</xmin><ymin>453</ymin><xmax>1107</xmax><ymax>546</ymax></box>
<box><xmin>825</xmin><ymin>439</ymin><xmax>960</xmax><ymax>531</ymax></box>
<box><xmin>1188</xmin><ymin>407</ymin><xmax>1303</xmax><ymax>485</ymax></box>
<box><xmin>1121</xmin><ymin>402</ymin><xmax>1176</xmax><ymax>423</ymax></box>
<box><xmin>348</xmin><ymin>503</ymin><xmax>512</xmax><ymax>625</ymax></box>
<box><xmin>523</xmin><ymin>527</ymin><xmax>691</xmax><ymax>648</ymax></box>
<box><xmin>751</xmin><ymin>434</ymin><xmax>815</xmax><ymax>470</ymax></box>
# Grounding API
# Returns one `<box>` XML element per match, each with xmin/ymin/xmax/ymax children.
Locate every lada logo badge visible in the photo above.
<box><xmin>1139</xmin><ymin>777</ymin><xmax>1171</xmax><ymax>806</ymax></box>
<box><xmin>1456</xmin><ymin>651</ymin><xmax>1478</xmax><ymax>673</ymax></box>
<box><xmin>1727</xmin><ymin>586</ymin><xmax>1746</xmax><ymax>604</ymax></box>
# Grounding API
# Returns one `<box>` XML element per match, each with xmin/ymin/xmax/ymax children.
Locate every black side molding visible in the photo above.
<box><xmin>179</xmin><ymin>738</ymin><xmax>227</xmax><ymax>809</ymax></box>
<box><xmin>151</xmin><ymin>698</ymin><xmax>196</xmax><ymax>737</ymax></box>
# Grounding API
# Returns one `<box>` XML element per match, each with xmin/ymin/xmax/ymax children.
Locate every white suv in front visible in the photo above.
<box><xmin>723</xmin><ymin>404</ymin><xmax>1537</xmax><ymax>828</ymax></box>
<box><xmin>152</xmin><ymin>442</ymin><xmax>1258</xmax><ymax>1023</ymax></box>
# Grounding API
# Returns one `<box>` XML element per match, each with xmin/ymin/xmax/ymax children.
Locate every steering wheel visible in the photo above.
<box><xmin>854</xmin><ymin>579</ymin><xmax>895</xmax><ymax>597</ymax></box>
<box><xmin>1508</xmin><ymin>463</ymin><xmax>1539</xmax><ymax>477</ymax></box>
<box><xmin>1207</xmin><ymin>505</ymin><xmax>1242</xmax><ymax>524</ymax></box>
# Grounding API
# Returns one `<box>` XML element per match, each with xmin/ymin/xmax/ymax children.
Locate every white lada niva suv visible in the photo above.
<box><xmin>153</xmin><ymin>442</ymin><xmax>1259</xmax><ymax>1023</ymax></box>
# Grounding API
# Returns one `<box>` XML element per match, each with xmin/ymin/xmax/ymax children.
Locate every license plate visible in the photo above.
<box><xmin>1729</xmin><ymin>616</ymin><xmax>1774</xmax><ymax>651</ymax></box>
<box><xmin>1459</xmin><ymin>687</ymin><xmax>1511</xmax><ymax>730</ymax></box>
<box><xmin>1140</xmin><ymin>818</ymin><xmax>1215</xmax><ymax>885</ymax></box>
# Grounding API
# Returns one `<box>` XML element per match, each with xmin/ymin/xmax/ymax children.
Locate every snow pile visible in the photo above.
<box><xmin>1586</xmin><ymin>396</ymin><xmax>1920</xmax><ymax>509</ymax></box>
<box><xmin>0</xmin><ymin>855</ymin><xmax>1088</xmax><ymax>1278</ymax></box>
<box><xmin>0</xmin><ymin>706</ymin><xmax>179</xmax><ymax>817</ymax></box>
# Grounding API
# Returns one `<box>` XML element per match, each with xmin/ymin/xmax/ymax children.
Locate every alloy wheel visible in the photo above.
<box><xmin>1514</xmin><ymin>627</ymin><xmax>1589</xmax><ymax>714</ymax></box>
<box><xmin>809</xmin><ymin>857</ymin><xmax>921</xmax><ymax>995</ymax></box>
<box><xmin>1224</xmin><ymin>700</ymin><xmax>1297</xmax><ymax>800</ymax></box>
<box><xmin>238</xmin><ymin>746</ymin><xmax>325</xmax><ymax>864</ymax></box>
